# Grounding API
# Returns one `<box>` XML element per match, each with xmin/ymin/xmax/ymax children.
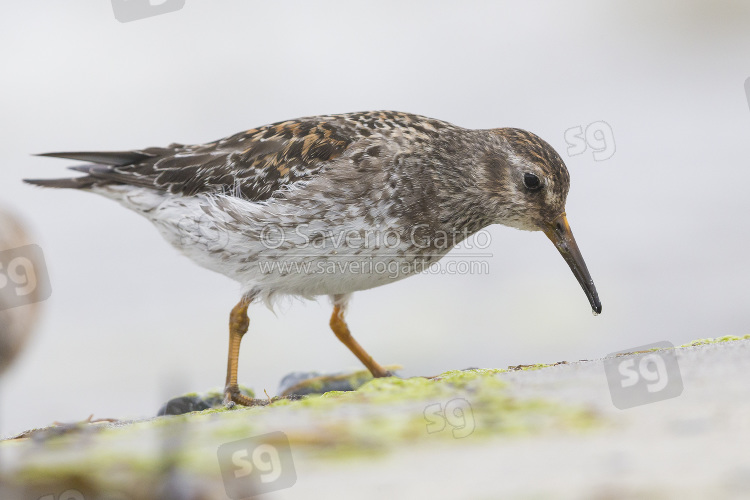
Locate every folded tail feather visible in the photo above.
<box><xmin>35</xmin><ymin>150</ymin><xmax>152</xmax><ymax>166</ymax></box>
<box><xmin>25</xmin><ymin>150</ymin><xmax>154</xmax><ymax>190</ymax></box>
<box><xmin>24</xmin><ymin>175</ymin><xmax>99</xmax><ymax>189</ymax></box>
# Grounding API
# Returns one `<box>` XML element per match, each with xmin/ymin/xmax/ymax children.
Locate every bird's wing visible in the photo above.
<box><xmin>28</xmin><ymin>115</ymin><xmax>364</xmax><ymax>202</ymax></box>
<box><xmin>27</xmin><ymin>111</ymin><xmax>457</xmax><ymax>201</ymax></box>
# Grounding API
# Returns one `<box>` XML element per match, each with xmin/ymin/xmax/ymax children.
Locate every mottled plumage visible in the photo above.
<box><xmin>36</xmin><ymin>112</ymin><xmax>446</xmax><ymax>199</ymax></box>
<box><xmin>26</xmin><ymin>110</ymin><xmax>601</xmax><ymax>406</ymax></box>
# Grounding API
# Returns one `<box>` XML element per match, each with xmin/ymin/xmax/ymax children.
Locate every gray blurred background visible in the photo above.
<box><xmin>1</xmin><ymin>1</ymin><xmax>748</xmax><ymax>437</ymax></box>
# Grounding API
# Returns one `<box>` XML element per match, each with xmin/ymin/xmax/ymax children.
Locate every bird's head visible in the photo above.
<box><xmin>479</xmin><ymin>128</ymin><xmax>602</xmax><ymax>315</ymax></box>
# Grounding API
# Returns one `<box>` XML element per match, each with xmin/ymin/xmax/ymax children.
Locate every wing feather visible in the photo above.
<box><xmin>28</xmin><ymin>117</ymin><xmax>355</xmax><ymax>201</ymax></box>
<box><xmin>27</xmin><ymin>111</ymin><xmax>454</xmax><ymax>200</ymax></box>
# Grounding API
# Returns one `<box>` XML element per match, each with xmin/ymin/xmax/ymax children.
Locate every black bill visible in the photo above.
<box><xmin>543</xmin><ymin>213</ymin><xmax>602</xmax><ymax>315</ymax></box>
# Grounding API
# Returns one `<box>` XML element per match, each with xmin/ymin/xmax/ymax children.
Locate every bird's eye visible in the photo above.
<box><xmin>523</xmin><ymin>173</ymin><xmax>542</xmax><ymax>190</ymax></box>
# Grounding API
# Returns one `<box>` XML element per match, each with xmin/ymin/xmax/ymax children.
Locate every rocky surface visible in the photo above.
<box><xmin>0</xmin><ymin>337</ymin><xmax>748</xmax><ymax>500</ymax></box>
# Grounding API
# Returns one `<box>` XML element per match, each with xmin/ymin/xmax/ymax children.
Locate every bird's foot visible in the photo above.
<box><xmin>223</xmin><ymin>384</ymin><xmax>270</xmax><ymax>408</ymax></box>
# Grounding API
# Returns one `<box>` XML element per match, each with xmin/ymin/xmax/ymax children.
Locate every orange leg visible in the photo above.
<box><xmin>223</xmin><ymin>296</ymin><xmax>269</xmax><ymax>407</ymax></box>
<box><xmin>329</xmin><ymin>298</ymin><xmax>391</xmax><ymax>378</ymax></box>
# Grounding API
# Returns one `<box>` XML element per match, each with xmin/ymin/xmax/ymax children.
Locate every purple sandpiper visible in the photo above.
<box><xmin>26</xmin><ymin>111</ymin><xmax>602</xmax><ymax>406</ymax></box>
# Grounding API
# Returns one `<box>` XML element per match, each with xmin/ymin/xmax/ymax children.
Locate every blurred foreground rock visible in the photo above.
<box><xmin>0</xmin><ymin>208</ymin><xmax>42</xmax><ymax>375</ymax></box>
<box><xmin>1</xmin><ymin>337</ymin><xmax>750</xmax><ymax>499</ymax></box>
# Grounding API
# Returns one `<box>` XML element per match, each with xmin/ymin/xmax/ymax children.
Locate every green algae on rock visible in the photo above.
<box><xmin>680</xmin><ymin>335</ymin><xmax>750</xmax><ymax>347</ymax></box>
<box><xmin>0</xmin><ymin>368</ymin><xmax>601</xmax><ymax>498</ymax></box>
